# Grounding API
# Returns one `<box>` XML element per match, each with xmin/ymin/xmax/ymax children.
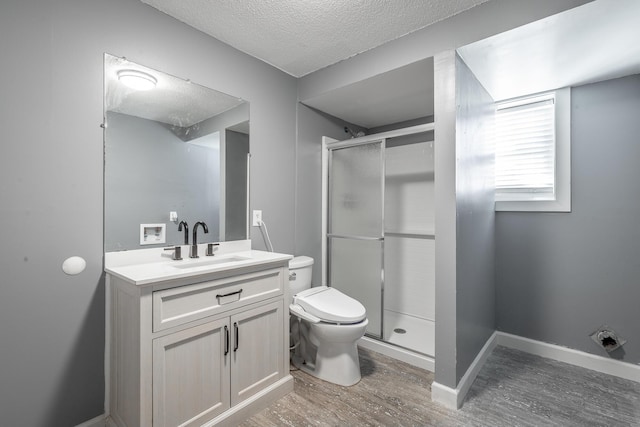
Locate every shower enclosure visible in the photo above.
<box><xmin>322</xmin><ymin>123</ymin><xmax>435</xmax><ymax>357</ymax></box>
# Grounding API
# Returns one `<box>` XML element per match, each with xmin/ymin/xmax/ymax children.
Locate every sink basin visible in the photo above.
<box><xmin>171</xmin><ymin>255</ymin><xmax>251</xmax><ymax>269</ymax></box>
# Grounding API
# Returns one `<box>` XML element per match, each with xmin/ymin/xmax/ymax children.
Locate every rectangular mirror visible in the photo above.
<box><xmin>104</xmin><ymin>53</ymin><xmax>250</xmax><ymax>251</ymax></box>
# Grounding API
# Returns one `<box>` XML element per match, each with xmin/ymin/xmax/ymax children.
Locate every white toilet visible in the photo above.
<box><xmin>288</xmin><ymin>256</ymin><xmax>368</xmax><ymax>386</ymax></box>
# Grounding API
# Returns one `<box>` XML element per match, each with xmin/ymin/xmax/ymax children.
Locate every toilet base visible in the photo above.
<box><xmin>292</xmin><ymin>341</ymin><xmax>362</xmax><ymax>387</ymax></box>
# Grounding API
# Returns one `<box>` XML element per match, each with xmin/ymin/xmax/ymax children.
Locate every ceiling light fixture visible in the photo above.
<box><xmin>117</xmin><ymin>69</ymin><xmax>157</xmax><ymax>90</ymax></box>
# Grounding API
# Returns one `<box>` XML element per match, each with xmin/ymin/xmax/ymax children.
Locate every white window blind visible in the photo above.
<box><xmin>495</xmin><ymin>93</ymin><xmax>556</xmax><ymax>200</ymax></box>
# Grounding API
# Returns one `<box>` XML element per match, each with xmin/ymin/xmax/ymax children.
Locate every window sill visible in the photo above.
<box><xmin>495</xmin><ymin>198</ymin><xmax>571</xmax><ymax>212</ymax></box>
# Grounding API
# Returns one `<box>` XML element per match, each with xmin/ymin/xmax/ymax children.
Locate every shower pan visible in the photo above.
<box><xmin>322</xmin><ymin>123</ymin><xmax>435</xmax><ymax>358</ymax></box>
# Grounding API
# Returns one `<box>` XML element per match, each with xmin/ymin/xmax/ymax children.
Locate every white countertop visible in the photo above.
<box><xmin>105</xmin><ymin>244</ymin><xmax>292</xmax><ymax>285</ymax></box>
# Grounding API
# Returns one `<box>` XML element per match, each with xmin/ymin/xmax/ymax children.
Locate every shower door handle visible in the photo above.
<box><xmin>327</xmin><ymin>233</ymin><xmax>383</xmax><ymax>241</ymax></box>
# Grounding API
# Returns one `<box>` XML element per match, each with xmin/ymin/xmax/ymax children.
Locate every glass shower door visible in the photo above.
<box><xmin>327</xmin><ymin>140</ymin><xmax>384</xmax><ymax>337</ymax></box>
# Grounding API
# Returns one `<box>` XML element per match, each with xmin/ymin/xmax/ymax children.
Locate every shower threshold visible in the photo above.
<box><xmin>358</xmin><ymin>335</ymin><xmax>434</xmax><ymax>372</ymax></box>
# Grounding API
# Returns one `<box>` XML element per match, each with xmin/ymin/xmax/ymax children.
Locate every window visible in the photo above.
<box><xmin>494</xmin><ymin>88</ymin><xmax>571</xmax><ymax>212</ymax></box>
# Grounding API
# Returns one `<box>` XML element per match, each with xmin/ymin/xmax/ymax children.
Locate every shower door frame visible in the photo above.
<box><xmin>325</xmin><ymin>137</ymin><xmax>386</xmax><ymax>338</ymax></box>
<box><xmin>321</xmin><ymin>123</ymin><xmax>435</xmax><ymax>342</ymax></box>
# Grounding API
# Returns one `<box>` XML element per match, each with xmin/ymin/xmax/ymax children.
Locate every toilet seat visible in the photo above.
<box><xmin>292</xmin><ymin>286</ymin><xmax>366</xmax><ymax>324</ymax></box>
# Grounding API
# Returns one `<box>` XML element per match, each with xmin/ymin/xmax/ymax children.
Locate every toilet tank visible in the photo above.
<box><xmin>288</xmin><ymin>256</ymin><xmax>314</xmax><ymax>302</ymax></box>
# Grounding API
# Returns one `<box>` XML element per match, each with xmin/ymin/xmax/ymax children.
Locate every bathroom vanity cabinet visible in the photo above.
<box><xmin>105</xmin><ymin>249</ymin><xmax>293</xmax><ymax>427</ymax></box>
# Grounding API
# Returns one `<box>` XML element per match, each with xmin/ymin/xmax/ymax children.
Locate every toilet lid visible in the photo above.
<box><xmin>293</xmin><ymin>286</ymin><xmax>366</xmax><ymax>324</ymax></box>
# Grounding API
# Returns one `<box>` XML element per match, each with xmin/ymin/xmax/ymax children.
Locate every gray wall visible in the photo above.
<box><xmin>434</xmin><ymin>51</ymin><xmax>459</xmax><ymax>387</ymax></box>
<box><xmin>433</xmin><ymin>51</ymin><xmax>495</xmax><ymax>389</ymax></box>
<box><xmin>184</xmin><ymin>102</ymin><xmax>249</xmax><ymax>141</ymax></box>
<box><xmin>225</xmin><ymin>130</ymin><xmax>250</xmax><ymax>241</ymax></box>
<box><xmin>496</xmin><ymin>74</ymin><xmax>640</xmax><ymax>363</ymax></box>
<box><xmin>453</xmin><ymin>54</ymin><xmax>496</xmax><ymax>383</ymax></box>
<box><xmin>0</xmin><ymin>0</ymin><xmax>296</xmax><ymax>425</ymax></box>
<box><xmin>295</xmin><ymin>104</ymin><xmax>367</xmax><ymax>284</ymax></box>
<box><xmin>105</xmin><ymin>112</ymin><xmax>220</xmax><ymax>249</ymax></box>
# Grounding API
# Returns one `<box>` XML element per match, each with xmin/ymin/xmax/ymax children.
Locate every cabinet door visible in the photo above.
<box><xmin>153</xmin><ymin>319</ymin><xmax>231</xmax><ymax>427</ymax></box>
<box><xmin>230</xmin><ymin>300</ymin><xmax>283</xmax><ymax>406</ymax></box>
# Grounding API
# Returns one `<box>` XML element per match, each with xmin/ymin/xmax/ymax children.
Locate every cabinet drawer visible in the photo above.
<box><xmin>153</xmin><ymin>268</ymin><xmax>284</xmax><ymax>332</ymax></box>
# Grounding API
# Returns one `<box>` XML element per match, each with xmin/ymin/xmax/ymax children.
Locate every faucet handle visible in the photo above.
<box><xmin>164</xmin><ymin>246</ymin><xmax>182</xmax><ymax>261</ymax></box>
<box><xmin>206</xmin><ymin>243</ymin><xmax>220</xmax><ymax>257</ymax></box>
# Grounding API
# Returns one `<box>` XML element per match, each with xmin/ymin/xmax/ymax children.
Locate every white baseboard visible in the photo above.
<box><xmin>358</xmin><ymin>336</ymin><xmax>435</xmax><ymax>372</ymax></box>
<box><xmin>430</xmin><ymin>381</ymin><xmax>459</xmax><ymax>409</ymax></box>
<box><xmin>497</xmin><ymin>331</ymin><xmax>640</xmax><ymax>383</ymax></box>
<box><xmin>431</xmin><ymin>331</ymin><xmax>497</xmax><ymax>409</ymax></box>
<box><xmin>75</xmin><ymin>413</ymin><xmax>106</xmax><ymax>427</ymax></box>
<box><xmin>432</xmin><ymin>331</ymin><xmax>640</xmax><ymax>411</ymax></box>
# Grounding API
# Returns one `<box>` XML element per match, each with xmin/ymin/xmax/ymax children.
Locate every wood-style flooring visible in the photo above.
<box><xmin>241</xmin><ymin>346</ymin><xmax>640</xmax><ymax>426</ymax></box>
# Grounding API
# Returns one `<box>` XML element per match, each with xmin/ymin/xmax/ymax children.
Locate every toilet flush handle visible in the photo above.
<box><xmin>289</xmin><ymin>304</ymin><xmax>321</xmax><ymax>324</ymax></box>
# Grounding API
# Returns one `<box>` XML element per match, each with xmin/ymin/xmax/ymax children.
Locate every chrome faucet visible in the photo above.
<box><xmin>178</xmin><ymin>221</ymin><xmax>189</xmax><ymax>245</ymax></box>
<box><xmin>190</xmin><ymin>221</ymin><xmax>209</xmax><ymax>258</ymax></box>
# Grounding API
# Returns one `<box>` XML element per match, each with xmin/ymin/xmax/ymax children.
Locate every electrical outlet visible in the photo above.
<box><xmin>252</xmin><ymin>210</ymin><xmax>262</xmax><ymax>226</ymax></box>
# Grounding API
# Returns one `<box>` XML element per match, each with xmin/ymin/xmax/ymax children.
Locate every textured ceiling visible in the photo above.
<box><xmin>305</xmin><ymin>0</ymin><xmax>640</xmax><ymax>129</ymax></box>
<box><xmin>140</xmin><ymin>0</ymin><xmax>489</xmax><ymax>77</ymax></box>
